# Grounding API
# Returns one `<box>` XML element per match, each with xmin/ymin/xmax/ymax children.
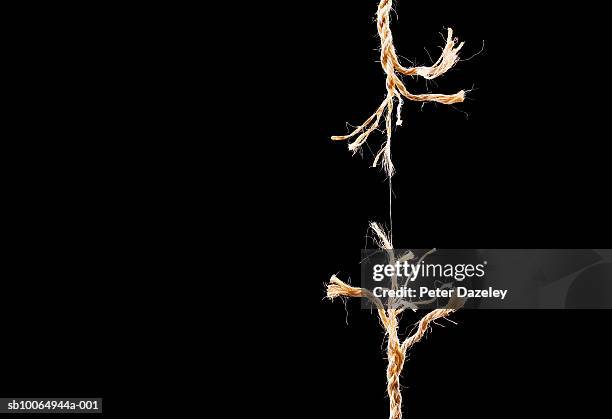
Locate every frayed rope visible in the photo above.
<box><xmin>326</xmin><ymin>222</ymin><xmax>465</xmax><ymax>419</ymax></box>
<box><xmin>331</xmin><ymin>0</ymin><xmax>469</xmax><ymax>177</ymax></box>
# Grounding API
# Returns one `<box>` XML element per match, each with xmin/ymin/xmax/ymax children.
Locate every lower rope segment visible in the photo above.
<box><xmin>326</xmin><ymin>225</ymin><xmax>464</xmax><ymax>419</ymax></box>
<box><xmin>328</xmin><ymin>277</ymin><xmax>461</xmax><ymax>419</ymax></box>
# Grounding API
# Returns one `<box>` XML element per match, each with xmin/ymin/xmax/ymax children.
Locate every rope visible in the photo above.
<box><xmin>326</xmin><ymin>2</ymin><xmax>472</xmax><ymax>417</ymax></box>
<box><xmin>327</xmin><ymin>275</ymin><xmax>460</xmax><ymax>419</ymax></box>
<box><xmin>326</xmin><ymin>223</ymin><xmax>465</xmax><ymax>419</ymax></box>
<box><xmin>331</xmin><ymin>0</ymin><xmax>467</xmax><ymax>177</ymax></box>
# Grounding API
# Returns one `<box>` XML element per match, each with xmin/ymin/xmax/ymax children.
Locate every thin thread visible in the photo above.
<box><xmin>389</xmin><ymin>175</ymin><xmax>393</xmax><ymax>239</ymax></box>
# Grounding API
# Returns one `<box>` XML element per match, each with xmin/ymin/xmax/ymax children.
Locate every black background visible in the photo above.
<box><xmin>260</xmin><ymin>1</ymin><xmax>612</xmax><ymax>418</ymax></box>
<box><xmin>2</xmin><ymin>1</ymin><xmax>611</xmax><ymax>417</ymax></box>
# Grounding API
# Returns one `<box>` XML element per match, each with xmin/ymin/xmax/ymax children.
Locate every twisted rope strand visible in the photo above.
<box><xmin>326</xmin><ymin>275</ymin><xmax>390</xmax><ymax>326</ymax></box>
<box><xmin>400</xmin><ymin>307</ymin><xmax>456</xmax><ymax>353</ymax></box>
<box><xmin>386</xmin><ymin>312</ymin><xmax>405</xmax><ymax>419</ymax></box>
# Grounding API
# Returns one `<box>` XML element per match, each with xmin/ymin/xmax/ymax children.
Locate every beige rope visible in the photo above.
<box><xmin>326</xmin><ymin>223</ymin><xmax>465</xmax><ymax>419</ymax></box>
<box><xmin>327</xmin><ymin>276</ymin><xmax>461</xmax><ymax>419</ymax></box>
<box><xmin>326</xmin><ymin>3</ymin><xmax>471</xmax><ymax>416</ymax></box>
<box><xmin>331</xmin><ymin>0</ymin><xmax>467</xmax><ymax>176</ymax></box>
